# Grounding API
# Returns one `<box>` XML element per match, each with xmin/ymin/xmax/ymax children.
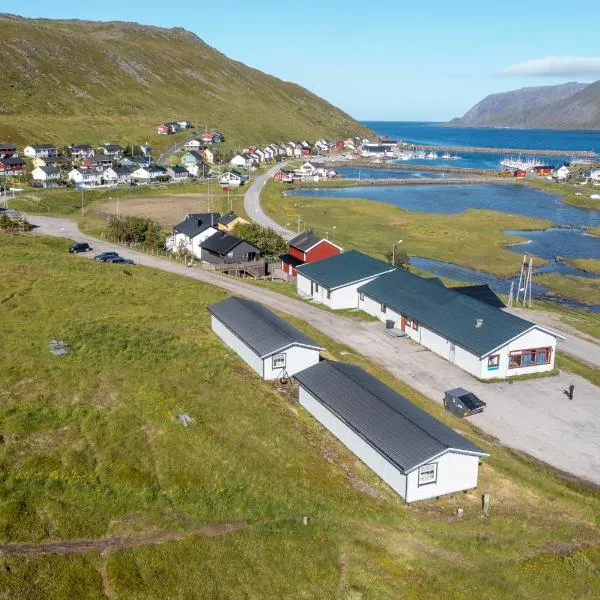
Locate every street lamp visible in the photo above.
<box><xmin>392</xmin><ymin>239</ymin><xmax>403</xmax><ymax>266</ymax></box>
<box><xmin>297</xmin><ymin>217</ymin><xmax>303</xmax><ymax>234</ymax></box>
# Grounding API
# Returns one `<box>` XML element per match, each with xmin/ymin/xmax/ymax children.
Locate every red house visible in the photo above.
<box><xmin>156</xmin><ymin>124</ymin><xmax>171</xmax><ymax>135</ymax></box>
<box><xmin>280</xmin><ymin>230</ymin><xmax>343</xmax><ymax>276</ymax></box>
<box><xmin>0</xmin><ymin>157</ymin><xmax>25</xmax><ymax>175</ymax></box>
<box><xmin>514</xmin><ymin>169</ymin><xmax>527</xmax><ymax>178</ymax></box>
<box><xmin>201</xmin><ymin>132</ymin><xmax>215</xmax><ymax>144</ymax></box>
<box><xmin>272</xmin><ymin>169</ymin><xmax>294</xmax><ymax>183</ymax></box>
<box><xmin>533</xmin><ymin>165</ymin><xmax>553</xmax><ymax>175</ymax></box>
<box><xmin>335</xmin><ymin>140</ymin><xmax>344</xmax><ymax>150</ymax></box>
<box><xmin>0</xmin><ymin>144</ymin><xmax>17</xmax><ymax>159</ymax></box>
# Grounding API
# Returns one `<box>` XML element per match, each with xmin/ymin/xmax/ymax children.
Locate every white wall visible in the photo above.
<box><xmin>299</xmin><ymin>274</ymin><xmax>390</xmax><ymax>309</ymax></box>
<box><xmin>405</xmin><ymin>451</ymin><xmax>481</xmax><ymax>503</ymax></box>
<box><xmin>263</xmin><ymin>346</ymin><xmax>320</xmax><ymax>379</ymax></box>
<box><xmin>211</xmin><ymin>316</ymin><xmax>264</xmax><ymax>378</ymax></box>
<box><xmin>299</xmin><ymin>387</ymin><xmax>408</xmax><ymax>499</ymax></box>
<box><xmin>172</xmin><ymin>227</ymin><xmax>218</xmax><ymax>258</ymax></box>
<box><xmin>296</xmin><ymin>273</ymin><xmax>313</xmax><ymax>298</ymax></box>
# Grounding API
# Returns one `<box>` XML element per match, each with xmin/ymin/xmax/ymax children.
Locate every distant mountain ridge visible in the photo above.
<box><xmin>0</xmin><ymin>14</ymin><xmax>369</xmax><ymax>146</ymax></box>
<box><xmin>450</xmin><ymin>81</ymin><xmax>600</xmax><ymax>130</ymax></box>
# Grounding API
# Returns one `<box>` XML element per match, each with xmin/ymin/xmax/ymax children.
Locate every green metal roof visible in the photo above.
<box><xmin>358</xmin><ymin>270</ymin><xmax>550</xmax><ymax>357</ymax></box>
<box><xmin>295</xmin><ymin>250</ymin><xmax>394</xmax><ymax>290</ymax></box>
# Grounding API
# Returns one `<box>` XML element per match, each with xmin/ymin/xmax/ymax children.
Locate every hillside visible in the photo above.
<box><xmin>0</xmin><ymin>14</ymin><xmax>369</xmax><ymax>148</ymax></box>
<box><xmin>450</xmin><ymin>81</ymin><xmax>600</xmax><ymax>129</ymax></box>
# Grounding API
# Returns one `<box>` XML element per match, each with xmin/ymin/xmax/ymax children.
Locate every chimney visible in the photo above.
<box><xmin>475</xmin><ymin>319</ymin><xmax>483</xmax><ymax>328</ymax></box>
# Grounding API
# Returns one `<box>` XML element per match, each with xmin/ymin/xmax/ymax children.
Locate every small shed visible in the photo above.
<box><xmin>295</xmin><ymin>360</ymin><xmax>488</xmax><ymax>502</ymax></box>
<box><xmin>208</xmin><ymin>297</ymin><xmax>324</xmax><ymax>380</ymax></box>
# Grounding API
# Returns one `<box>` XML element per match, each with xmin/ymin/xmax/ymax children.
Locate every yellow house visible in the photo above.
<box><xmin>217</xmin><ymin>212</ymin><xmax>249</xmax><ymax>232</ymax></box>
<box><xmin>202</xmin><ymin>148</ymin><xmax>214</xmax><ymax>164</ymax></box>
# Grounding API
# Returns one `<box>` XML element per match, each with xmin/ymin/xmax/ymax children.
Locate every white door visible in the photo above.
<box><xmin>449</xmin><ymin>344</ymin><xmax>456</xmax><ymax>363</ymax></box>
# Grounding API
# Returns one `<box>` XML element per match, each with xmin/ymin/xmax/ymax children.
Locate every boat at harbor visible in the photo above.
<box><xmin>499</xmin><ymin>156</ymin><xmax>546</xmax><ymax>171</ymax></box>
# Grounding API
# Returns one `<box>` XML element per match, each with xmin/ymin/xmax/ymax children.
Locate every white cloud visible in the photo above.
<box><xmin>500</xmin><ymin>56</ymin><xmax>600</xmax><ymax>77</ymax></box>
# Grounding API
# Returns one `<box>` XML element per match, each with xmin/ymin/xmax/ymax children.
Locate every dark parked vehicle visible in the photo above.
<box><xmin>69</xmin><ymin>242</ymin><xmax>93</xmax><ymax>253</ymax></box>
<box><xmin>444</xmin><ymin>388</ymin><xmax>486</xmax><ymax>418</ymax></box>
<box><xmin>94</xmin><ymin>251</ymin><xmax>120</xmax><ymax>262</ymax></box>
<box><xmin>105</xmin><ymin>257</ymin><xmax>135</xmax><ymax>265</ymax></box>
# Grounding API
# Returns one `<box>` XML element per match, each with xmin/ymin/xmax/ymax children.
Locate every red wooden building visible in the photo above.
<box><xmin>533</xmin><ymin>165</ymin><xmax>553</xmax><ymax>175</ymax></box>
<box><xmin>280</xmin><ymin>230</ymin><xmax>343</xmax><ymax>276</ymax></box>
<box><xmin>0</xmin><ymin>144</ymin><xmax>17</xmax><ymax>159</ymax></box>
<box><xmin>513</xmin><ymin>169</ymin><xmax>527</xmax><ymax>178</ymax></box>
<box><xmin>0</xmin><ymin>157</ymin><xmax>25</xmax><ymax>175</ymax></box>
<box><xmin>156</xmin><ymin>124</ymin><xmax>171</xmax><ymax>135</ymax></box>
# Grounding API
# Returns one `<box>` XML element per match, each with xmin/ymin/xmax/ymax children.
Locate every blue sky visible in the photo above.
<box><xmin>13</xmin><ymin>1</ymin><xmax>600</xmax><ymax>121</ymax></box>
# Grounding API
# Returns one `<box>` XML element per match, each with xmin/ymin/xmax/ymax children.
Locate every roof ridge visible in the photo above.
<box><xmin>241</xmin><ymin>298</ymin><xmax>309</xmax><ymax>345</ymax></box>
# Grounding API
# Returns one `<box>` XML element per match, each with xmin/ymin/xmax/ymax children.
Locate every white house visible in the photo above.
<box><xmin>69</xmin><ymin>168</ymin><xmax>102</xmax><ymax>187</ymax></box>
<box><xmin>553</xmin><ymin>165</ymin><xmax>570</xmax><ymax>181</ymax></box>
<box><xmin>131</xmin><ymin>165</ymin><xmax>167</xmax><ymax>181</ymax></box>
<box><xmin>295</xmin><ymin>360</ymin><xmax>488</xmax><ymax>502</ymax></box>
<box><xmin>357</xmin><ymin>269</ymin><xmax>562</xmax><ymax>380</ymax></box>
<box><xmin>262</xmin><ymin>147</ymin><xmax>275</xmax><ymax>161</ymax></box>
<box><xmin>254</xmin><ymin>148</ymin><xmax>265</xmax><ymax>162</ymax></box>
<box><xmin>31</xmin><ymin>166</ymin><xmax>60</xmax><ymax>185</ymax></box>
<box><xmin>219</xmin><ymin>170</ymin><xmax>244</xmax><ymax>187</ymax></box>
<box><xmin>102</xmin><ymin>166</ymin><xmax>132</xmax><ymax>185</ymax></box>
<box><xmin>293</xmin><ymin>146</ymin><xmax>303</xmax><ymax>158</ymax></box>
<box><xmin>590</xmin><ymin>169</ymin><xmax>600</xmax><ymax>183</ymax></box>
<box><xmin>184</xmin><ymin>139</ymin><xmax>204</xmax><ymax>151</ymax></box>
<box><xmin>24</xmin><ymin>144</ymin><xmax>58</xmax><ymax>159</ymax></box>
<box><xmin>230</xmin><ymin>154</ymin><xmax>252</xmax><ymax>169</ymax></box>
<box><xmin>171</xmin><ymin>212</ymin><xmax>220</xmax><ymax>258</ymax></box>
<box><xmin>209</xmin><ymin>297</ymin><xmax>323</xmax><ymax>380</ymax></box>
<box><xmin>167</xmin><ymin>165</ymin><xmax>189</xmax><ymax>181</ymax></box>
<box><xmin>295</xmin><ymin>250</ymin><xmax>395</xmax><ymax>309</ymax></box>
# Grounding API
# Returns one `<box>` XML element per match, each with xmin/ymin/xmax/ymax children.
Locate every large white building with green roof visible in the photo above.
<box><xmin>358</xmin><ymin>270</ymin><xmax>562</xmax><ymax>380</ymax></box>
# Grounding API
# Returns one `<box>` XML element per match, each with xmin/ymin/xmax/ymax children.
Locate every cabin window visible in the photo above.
<box><xmin>412</xmin><ymin>320</ymin><xmax>419</xmax><ymax>331</ymax></box>
<box><xmin>509</xmin><ymin>347</ymin><xmax>551</xmax><ymax>369</ymax></box>
<box><xmin>418</xmin><ymin>463</ymin><xmax>437</xmax><ymax>486</ymax></box>
<box><xmin>326</xmin><ymin>289</ymin><xmax>331</xmax><ymax>299</ymax></box>
<box><xmin>315</xmin><ymin>283</ymin><xmax>319</xmax><ymax>293</ymax></box>
<box><xmin>227</xmin><ymin>252</ymin><xmax>234</xmax><ymax>258</ymax></box>
<box><xmin>381</xmin><ymin>303</ymin><xmax>386</xmax><ymax>313</ymax></box>
<box><xmin>359</xmin><ymin>292</ymin><xmax>364</xmax><ymax>302</ymax></box>
<box><xmin>272</xmin><ymin>354</ymin><xmax>286</xmax><ymax>369</ymax></box>
<box><xmin>488</xmin><ymin>355</ymin><xmax>500</xmax><ymax>370</ymax></box>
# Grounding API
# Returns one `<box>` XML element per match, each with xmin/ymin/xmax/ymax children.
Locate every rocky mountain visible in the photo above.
<box><xmin>0</xmin><ymin>14</ymin><xmax>369</xmax><ymax>146</ymax></box>
<box><xmin>450</xmin><ymin>81</ymin><xmax>600</xmax><ymax>129</ymax></box>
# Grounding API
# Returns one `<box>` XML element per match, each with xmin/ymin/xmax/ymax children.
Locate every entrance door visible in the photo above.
<box><xmin>310</xmin><ymin>281</ymin><xmax>314</xmax><ymax>295</ymax></box>
<box><xmin>401</xmin><ymin>315</ymin><xmax>408</xmax><ymax>332</ymax></box>
<box><xmin>449</xmin><ymin>343</ymin><xmax>456</xmax><ymax>363</ymax></box>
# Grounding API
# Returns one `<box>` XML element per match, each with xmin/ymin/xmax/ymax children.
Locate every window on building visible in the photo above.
<box><xmin>381</xmin><ymin>303</ymin><xmax>386</xmax><ymax>313</ymax></box>
<box><xmin>359</xmin><ymin>292</ymin><xmax>364</xmax><ymax>302</ymax></box>
<box><xmin>272</xmin><ymin>354</ymin><xmax>286</xmax><ymax>369</ymax></box>
<box><xmin>488</xmin><ymin>355</ymin><xmax>500</xmax><ymax>370</ymax></box>
<box><xmin>418</xmin><ymin>463</ymin><xmax>437</xmax><ymax>486</ymax></box>
<box><xmin>412</xmin><ymin>320</ymin><xmax>419</xmax><ymax>331</ymax></box>
<box><xmin>315</xmin><ymin>283</ymin><xmax>319</xmax><ymax>292</ymax></box>
<box><xmin>227</xmin><ymin>251</ymin><xmax>233</xmax><ymax>258</ymax></box>
<box><xmin>326</xmin><ymin>289</ymin><xmax>331</xmax><ymax>299</ymax></box>
<box><xmin>509</xmin><ymin>347</ymin><xmax>551</xmax><ymax>369</ymax></box>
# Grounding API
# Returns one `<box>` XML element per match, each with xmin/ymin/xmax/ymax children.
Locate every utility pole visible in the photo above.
<box><xmin>80</xmin><ymin>187</ymin><xmax>84</xmax><ymax>216</ymax></box>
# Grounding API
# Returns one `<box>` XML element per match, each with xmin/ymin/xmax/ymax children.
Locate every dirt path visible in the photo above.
<box><xmin>0</xmin><ymin>521</ymin><xmax>247</xmax><ymax>557</ymax></box>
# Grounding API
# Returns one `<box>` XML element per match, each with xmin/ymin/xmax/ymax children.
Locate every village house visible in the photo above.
<box><xmin>69</xmin><ymin>168</ymin><xmax>102</xmax><ymax>187</ymax></box>
<box><xmin>131</xmin><ymin>165</ymin><xmax>167</xmax><ymax>181</ymax></box>
<box><xmin>201</xmin><ymin>132</ymin><xmax>215</xmax><ymax>144</ymax></box>
<box><xmin>23</xmin><ymin>144</ymin><xmax>58</xmax><ymax>159</ymax></box>
<box><xmin>230</xmin><ymin>154</ymin><xmax>253</xmax><ymax>169</ymax></box>
<box><xmin>31</xmin><ymin>156</ymin><xmax>72</xmax><ymax>170</ymax></box>
<box><xmin>68</xmin><ymin>144</ymin><xmax>94</xmax><ymax>160</ymax></box>
<box><xmin>81</xmin><ymin>156</ymin><xmax>113</xmax><ymax>169</ymax></box>
<box><xmin>0</xmin><ymin>156</ymin><xmax>25</xmax><ymax>176</ymax></box>
<box><xmin>219</xmin><ymin>170</ymin><xmax>246</xmax><ymax>187</ymax></box>
<box><xmin>357</xmin><ymin>269</ymin><xmax>562</xmax><ymax>380</ymax></box>
<box><xmin>209</xmin><ymin>297</ymin><xmax>323</xmax><ymax>380</ymax></box>
<box><xmin>156</xmin><ymin>124</ymin><xmax>171</xmax><ymax>135</ymax></box>
<box><xmin>139</xmin><ymin>144</ymin><xmax>152</xmax><ymax>158</ymax></box>
<box><xmin>272</xmin><ymin>169</ymin><xmax>294</xmax><ymax>183</ymax></box>
<box><xmin>533</xmin><ymin>165</ymin><xmax>553</xmax><ymax>176</ymax></box>
<box><xmin>199</xmin><ymin>231</ymin><xmax>260</xmax><ymax>264</ymax></box>
<box><xmin>119</xmin><ymin>156</ymin><xmax>149</xmax><ymax>168</ymax></box>
<box><xmin>211</xmin><ymin>131</ymin><xmax>224</xmax><ymax>143</ymax></box>
<box><xmin>165</xmin><ymin>122</ymin><xmax>181</xmax><ymax>134</ymax></box>
<box><xmin>253</xmin><ymin>148</ymin><xmax>265</xmax><ymax>163</ymax></box>
<box><xmin>183</xmin><ymin>139</ymin><xmax>204</xmax><ymax>151</ymax></box>
<box><xmin>296</xmin><ymin>250</ymin><xmax>395</xmax><ymax>309</ymax></box>
<box><xmin>177</xmin><ymin>120</ymin><xmax>193</xmax><ymax>130</ymax></box>
<box><xmin>262</xmin><ymin>147</ymin><xmax>275</xmax><ymax>161</ymax></box>
<box><xmin>170</xmin><ymin>213</ymin><xmax>221</xmax><ymax>258</ymax></box>
<box><xmin>280</xmin><ymin>229</ymin><xmax>342</xmax><ymax>277</ymax></box>
<box><xmin>181</xmin><ymin>151</ymin><xmax>203</xmax><ymax>167</ymax></box>
<box><xmin>167</xmin><ymin>165</ymin><xmax>190</xmax><ymax>181</ymax></box>
<box><xmin>0</xmin><ymin>144</ymin><xmax>18</xmax><ymax>159</ymax></box>
<box><xmin>295</xmin><ymin>360</ymin><xmax>488</xmax><ymax>502</ymax></box>
<box><xmin>293</xmin><ymin>146</ymin><xmax>303</xmax><ymax>158</ymax></box>
<box><xmin>216</xmin><ymin>212</ymin><xmax>249</xmax><ymax>232</ymax></box>
<box><xmin>513</xmin><ymin>169</ymin><xmax>527</xmax><ymax>178</ymax></box>
<box><xmin>344</xmin><ymin>138</ymin><xmax>356</xmax><ymax>150</ymax></box>
<box><xmin>553</xmin><ymin>165</ymin><xmax>570</xmax><ymax>181</ymax></box>
<box><xmin>101</xmin><ymin>143</ymin><xmax>124</xmax><ymax>158</ymax></box>
<box><xmin>31</xmin><ymin>165</ymin><xmax>61</xmax><ymax>187</ymax></box>
<box><xmin>590</xmin><ymin>169</ymin><xmax>600</xmax><ymax>183</ymax></box>
<box><xmin>202</xmin><ymin>148</ymin><xmax>214</xmax><ymax>165</ymax></box>
<box><xmin>102</xmin><ymin>166</ymin><xmax>132</xmax><ymax>185</ymax></box>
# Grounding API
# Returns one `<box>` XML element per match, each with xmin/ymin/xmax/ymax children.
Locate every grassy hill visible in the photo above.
<box><xmin>0</xmin><ymin>232</ymin><xmax>599</xmax><ymax>598</ymax></box>
<box><xmin>0</xmin><ymin>14</ymin><xmax>370</xmax><ymax>150</ymax></box>
<box><xmin>450</xmin><ymin>81</ymin><xmax>600</xmax><ymax>129</ymax></box>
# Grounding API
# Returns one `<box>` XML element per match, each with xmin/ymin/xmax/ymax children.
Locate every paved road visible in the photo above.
<box><xmin>27</xmin><ymin>215</ymin><xmax>600</xmax><ymax>485</ymax></box>
<box><xmin>243</xmin><ymin>165</ymin><xmax>295</xmax><ymax>240</ymax></box>
<box><xmin>243</xmin><ymin>167</ymin><xmax>600</xmax><ymax>368</ymax></box>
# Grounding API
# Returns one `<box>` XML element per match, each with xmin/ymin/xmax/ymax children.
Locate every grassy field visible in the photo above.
<box><xmin>526</xmin><ymin>179</ymin><xmax>600</xmax><ymax>209</ymax></box>
<box><xmin>0</xmin><ymin>232</ymin><xmax>599</xmax><ymax>598</ymax></box>
<box><xmin>263</xmin><ymin>181</ymin><xmax>552</xmax><ymax>277</ymax></box>
<box><xmin>570</xmin><ymin>258</ymin><xmax>600</xmax><ymax>275</ymax></box>
<box><xmin>537</xmin><ymin>273</ymin><xmax>600</xmax><ymax>306</ymax></box>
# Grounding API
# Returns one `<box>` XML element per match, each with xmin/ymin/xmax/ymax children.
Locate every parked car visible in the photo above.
<box><xmin>105</xmin><ymin>257</ymin><xmax>135</xmax><ymax>265</ymax></box>
<box><xmin>94</xmin><ymin>251</ymin><xmax>120</xmax><ymax>262</ymax></box>
<box><xmin>69</xmin><ymin>242</ymin><xmax>93</xmax><ymax>253</ymax></box>
<box><xmin>443</xmin><ymin>388</ymin><xmax>486</xmax><ymax>418</ymax></box>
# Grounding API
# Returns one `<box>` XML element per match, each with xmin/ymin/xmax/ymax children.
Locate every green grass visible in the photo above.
<box><xmin>532</xmin><ymin>302</ymin><xmax>600</xmax><ymax>340</ymax></box>
<box><xmin>526</xmin><ymin>179</ymin><xmax>600</xmax><ymax>209</ymax></box>
<box><xmin>263</xmin><ymin>181</ymin><xmax>552</xmax><ymax>278</ymax></box>
<box><xmin>570</xmin><ymin>258</ymin><xmax>600</xmax><ymax>275</ymax></box>
<box><xmin>1</xmin><ymin>233</ymin><xmax>599</xmax><ymax>598</ymax></box>
<box><xmin>0</xmin><ymin>16</ymin><xmax>369</xmax><ymax>149</ymax></box>
<box><xmin>556</xmin><ymin>354</ymin><xmax>600</xmax><ymax>388</ymax></box>
<box><xmin>536</xmin><ymin>273</ymin><xmax>600</xmax><ymax>306</ymax></box>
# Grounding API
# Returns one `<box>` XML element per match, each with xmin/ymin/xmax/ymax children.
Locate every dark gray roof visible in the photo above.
<box><xmin>169</xmin><ymin>165</ymin><xmax>188</xmax><ymax>174</ymax></box>
<box><xmin>110</xmin><ymin>166</ymin><xmax>131</xmax><ymax>175</ymax></box>
<box><xmin>295</xmin><ymin>250</ymin><xmax>394</xmax><ymax>290</ymax></box>
<box><xmin>0</xmin><ymin>144</ymin><xmax>17</xmax><ymax>150</ymax></box>
<box><xmin>209</xmin><ymin>297</ymin><xmax>323</xmax><ymax>357</ymax></box>
<box><xmin>174</xmin><ymin>213</ymin><xmax>220</xmax><ymax>237</ymax></box>
<box><xmin>358</xmin><ymin>270</ymin><xmax>547</xmax><ymax>357</ymax></box>
<box><xmin>452</xmin><ymin>285</ymin><xmax>506</xmax><ymax>308</ymax></box>
<box><xmin>37</xmin><ymin>166</ymin><xmax>60</xmax><ymax>175</ymax></box>
<box><xmin>289</xmin><ymin>229</ymin><xmax>323</xmax><ymax>252</ymax></box>
<box><xmin>30</xmin><ymin>144</ymin><xmax>56</xmax><ymax>149</ymax></box>
<box><xmin>217</xmin><ymin>212</ymin><xmax>239</xmax><ymax>226</ymax></box>
<box><xmin>200</xmin><ymin>231</ymin><xmax>256</xmax><ymax>255</ymax></box>
<box><xmin>295</xmin><ymin>360</ymin><xmax>486</xmax><ymax>472</ymax></box>
<box><xmin>1</xmin><ymin>157</ymin><xmax>25</xmax><ymax>165</ymax></box>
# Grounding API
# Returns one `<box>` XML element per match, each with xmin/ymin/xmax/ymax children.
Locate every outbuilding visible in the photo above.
<box><xmin>358</xmin><ymin>269</ymin><xmax>561</xmax><ymax>379</ymax></box>
<box><xmin>295</xmin><ymin>360</ymin><xmax>488</xmax><ymax>502</ymax></box>
<box><xmin>280</xmin><ymin>229</ymin><xmax>342</xmax><ymax>276</ymax></box>
<box><xmin>295</xmin><ymin>250</ymin><xmax>395</xmax><ymax>309</ymax></box>
<box><xmin>209</xmin><ymin>297</ymin><xmax>323</xmax><ymax>380</ymax></box>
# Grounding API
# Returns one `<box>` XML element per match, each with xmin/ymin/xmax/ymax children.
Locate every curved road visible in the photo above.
<box><xmin>24</xmin><ymin>214</ymin><xmax>600</xmax><ymax>486</ymax></box>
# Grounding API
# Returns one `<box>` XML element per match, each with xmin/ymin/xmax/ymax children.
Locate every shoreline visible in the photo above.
<box><xmin>403</xmin><ymin>143</ymin><xmax>596</xmax><ymax>157</ymax></box>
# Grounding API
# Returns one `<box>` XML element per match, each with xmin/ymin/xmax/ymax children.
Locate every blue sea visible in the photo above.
<box><xmin>362</xmin><ymin>121</ymin><xmax>600</xmax><ymax>153</ymax></box>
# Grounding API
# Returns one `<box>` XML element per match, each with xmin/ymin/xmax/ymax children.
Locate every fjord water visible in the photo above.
<box><xmin>363</xmin><ymin>121</ymin><xmax>600</xmax><ymax>153</ymax></box>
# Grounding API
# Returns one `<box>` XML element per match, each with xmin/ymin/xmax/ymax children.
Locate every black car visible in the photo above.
<box><xmin>94</xmin><ymin>251</ymin><xmax>120</xmax><ymax>262</ymax></box>
<box><xmin>105</xmin><ymin>257</ymin><xmax>135</xmax><ymax>265</ymax></box>
<box><xmin>69</xmin><ymin>242</ymin><xmax>93</xmax><ymax>253</ymax></box>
